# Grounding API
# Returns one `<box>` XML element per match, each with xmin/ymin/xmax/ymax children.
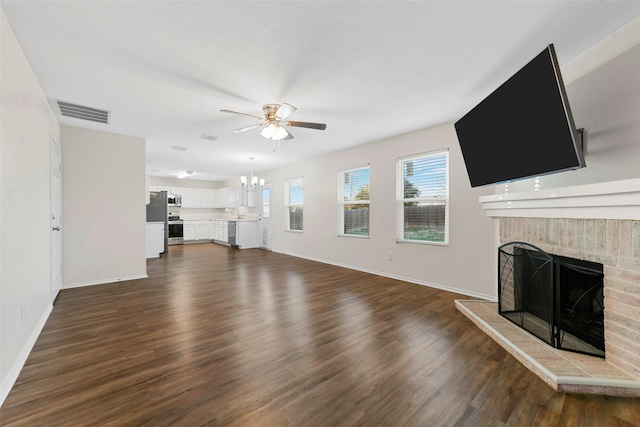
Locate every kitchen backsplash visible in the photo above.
<box><xmin>177</xmin><ymin>207</ymin><xmax>259</xmax><ymax>221</ymax></box>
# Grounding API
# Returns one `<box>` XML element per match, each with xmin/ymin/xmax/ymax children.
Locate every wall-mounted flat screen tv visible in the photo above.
<box><xmin>454</xmin><ymin>44</ymin><xmax>585</xmax><ymax>187</ymax></box>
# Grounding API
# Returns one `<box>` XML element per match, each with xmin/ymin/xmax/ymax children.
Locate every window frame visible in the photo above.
<box><xmin>395</xmin><ymin>149</ymin><xmax>450</xmax><ymax>246</ymax></box>
<box><xmin>337</xmin><ymin>165</ymin><xmax>371</xmax><ymax>238</ymax></box>
<box><xmin>284</xmin><ymin>176</ymin><xmax>304</xmax><ymax>233</ymax></box>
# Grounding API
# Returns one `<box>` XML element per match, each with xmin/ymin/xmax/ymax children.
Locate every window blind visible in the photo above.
<box><xmin>285</xmin><ymin>177</ymin><xmax>304</xmax><ymax>231</ymax></box>
<box><xmin>395</xmin><ymin>150</ymin><xmax>449</xmax><ymax>244</ymax></box>
<box><xmin>338</xmin><ymin>166</ymin><xmax>370</xmax><ymax>237</ymax></box>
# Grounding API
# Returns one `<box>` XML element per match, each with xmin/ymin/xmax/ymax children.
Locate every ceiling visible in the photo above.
<box><xmin>3</xmin><ymin>1</ymin><xmax>640</xmax><ymax>182</ymax></box>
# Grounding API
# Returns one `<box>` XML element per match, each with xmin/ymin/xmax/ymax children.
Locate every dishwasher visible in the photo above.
<box><xmin>227</xmin><ymin>221</ymin><xmax>237</xmax><ymax>246</ymax></box>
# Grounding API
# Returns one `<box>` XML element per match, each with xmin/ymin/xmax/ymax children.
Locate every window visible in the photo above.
<box><xmin>396</xmin><ymin>150</ymin><xmax>449</xmax><ymax>244</ymax></box>
<box><xmin>285</xmin><ymin>177</ymin><xmax>303</xmax><ymax>231</ymax></box>
<box><xmin>338</xmin><ymin>166</ymin><xmax>370</xmax><ymax>237</ymax></box>
<box><xmin>262</xmin><ymin>187</ymin><xmax>271</xmax><ymax>218</ymax></box>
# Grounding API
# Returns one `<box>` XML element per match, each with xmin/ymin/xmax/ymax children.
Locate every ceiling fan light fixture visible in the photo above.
<box><xmin>261</xmin><ymin>122</ymin><xmax>288</xmax><ymax>140</ymax></box>
<box><xmin>177</xmin><ymin>171</ymin><xmax>193</xmax><ymax>179</ymax></box>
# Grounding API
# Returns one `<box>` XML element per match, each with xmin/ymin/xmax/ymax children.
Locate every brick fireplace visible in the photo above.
<box><xmin>498</xmin><ymin>216</ymin><xmax>640</xmax><ymax>378</ymax></box>
<box><xmin>456</xmin><ymin>178</ymin><xmax>640</xmax><ymax>396</ymax></box>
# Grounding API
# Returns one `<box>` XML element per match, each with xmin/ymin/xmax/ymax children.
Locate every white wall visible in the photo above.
<box><xmin>504</xmin><ymin>17</ymin><xmax>640</xmax><ymax>194</ymax></box>
<box><xmin>0</xmin><ymin>8</ymin><xmax>60</xmax><ymax>403</ymax></box>
<box><xmin>263</xmin><ymin>123</ymin><xmax>497</xmax><ymax>300</ymax></box>
<box><xmin>62</xmin><ymin>126</ymin><xmax>146</xmax><ymax>287</ymax></box>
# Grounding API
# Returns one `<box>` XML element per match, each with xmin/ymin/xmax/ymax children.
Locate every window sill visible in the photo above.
<box><xmin>285</xmin><ymin>229</ymin><xmax>303</xmax><ymax>234</ymax></box>
<box><xmin>338</xmin><ymin>234</ymin><xmax>370</xmax><ymax>239</ymax></box>
<box><xmin>396</xmin><ymin>239</ymin><xmax>449</xmax><ymax>247</ymax></box>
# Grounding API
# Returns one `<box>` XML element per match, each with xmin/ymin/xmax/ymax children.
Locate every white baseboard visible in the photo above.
<box><xmin>63</xmin><ymin>274</ymin><xmax>148</xmax><ymax>289</ymax></box>
<box><xmin>272</xmin><ymin>250</ymin><xmax>497</xmax><ymax>302</ymax></box>
<box><xmin>0</xmin><ymin>303</ymin><xmax>53</xmax><ymax>406</ymax></box>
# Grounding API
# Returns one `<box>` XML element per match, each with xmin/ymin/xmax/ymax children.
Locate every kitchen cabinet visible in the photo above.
<box><xmin>179</xmin><ymin>188</ymin><xmax>216</xmax><ymax>208</ymax></box>
<box><xmin>237</xmin><ymin>221</ymin><xmax>259</xmax><ymax>249</ymax></box>
<box><xmin>227</xmin><ymin>187</ymin><xmax>238</xmax><ymax>208</ymax></box>
<box><xmin>196</xmin><ymin>221</ymin><xmax>210</xmax><ymax>240</ymax></box>
<box><xmin>239</xmin><ymin>189</ymin><xmax>256</xmax><ymax>207</ymax></box>
<box><xmin>179</xmin><ymin>188</ymin><xmax>199</xmax><ymax>208</ymax></box>
<box><xmin>183</xmin><ymin>221</ymin><xmax>197</xmax><ymax>241</ymax></box>
<box><xmin>209</xmin><ymin>220</ymin><xmax>228</xmax><ymax>243</ymax></box>
<box><xmin>184</xmin><ymin>220</ymin><xmax>214</xmax><ymax>241</ymax></box>
<box><xmin>199</xmin><ymin>189</ymin><xmax>216</xmax><ymax>208</ymax></box>
<box><xmin>213</xmin><ymin>188</ymin><xmax>238</xmax><ymax>209</ymax></box>
<box><xmin>146</xmin><ymin>222</ymin><xmax>165</xmax><ymax>258</ymax></box>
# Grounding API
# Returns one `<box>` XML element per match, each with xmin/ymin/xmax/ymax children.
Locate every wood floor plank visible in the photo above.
<box><xmin>1</xmin><ymin>243</ymin><xmax>640</xmax><ymax>426</ymax></box>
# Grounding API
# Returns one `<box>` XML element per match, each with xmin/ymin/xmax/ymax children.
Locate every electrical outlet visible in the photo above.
<box><xmin>387</xmin><ymin>253</ymin><xmax>393</xmax><ymax>261</ymax></box>
<box><xmin>21</xmin><ymin>303</ymin><xmax>26</xmax><ymax>321</ymax></box>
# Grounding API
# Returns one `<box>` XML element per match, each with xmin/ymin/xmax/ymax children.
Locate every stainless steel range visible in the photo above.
<box><xmin>167</xmin><ymin>212</ymin><xmax>184</xmax><ymax>245</ymax></box>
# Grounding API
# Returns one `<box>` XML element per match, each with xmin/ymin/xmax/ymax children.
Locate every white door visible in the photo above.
<box><xmin>259</xmin><ymin>184</ymin><xmax>272</xmax><ymax>250</ymax></box>
<box><xmin>51</xmin><ymin>137</ymin><xmax>63</xmax><ymax>302</ymax></box>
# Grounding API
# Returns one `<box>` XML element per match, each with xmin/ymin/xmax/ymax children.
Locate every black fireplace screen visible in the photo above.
<box><xmin>498</xmin><ymin>241</ymin><xmax>605</xmax><ymax>358</ymax></box>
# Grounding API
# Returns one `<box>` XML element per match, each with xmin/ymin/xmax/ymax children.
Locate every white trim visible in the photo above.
<box><xmin>272</xmin><ymin>249</ymin><xmax>496</xmax><ymax>302</ymax></box>
<box><xmin>479</xmin><ymin>178</ymin><xmax>640</xmax><ymax>220</ymax></box>
<box><xmin>562</xmin><ymin>15</ymin><xmax>640</xmax><ymax>85</ymax></box>
<box><xmin>0</xmin><ymin>303</ymin><xmax>53</xmax><ymax>406</ymax></box>
<box><xmin>63</xmin><ymin>274</ymin><xmax>148</xmax><ymax>289</ymax></box>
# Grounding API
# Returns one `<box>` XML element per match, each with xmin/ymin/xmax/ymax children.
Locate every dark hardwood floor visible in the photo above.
<box><xmin>2</xmin><ymin>244</ymin><xmax>640</xmax><ymax>426</ymax></box>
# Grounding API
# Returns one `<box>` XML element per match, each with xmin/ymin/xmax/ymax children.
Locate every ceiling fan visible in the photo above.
<box><xmin>220</xmin><ymin>103</ymin><xmax>326</xmax><ymax>141</ymax></box>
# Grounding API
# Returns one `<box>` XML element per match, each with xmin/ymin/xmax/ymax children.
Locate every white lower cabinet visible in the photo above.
<box><xmin>146</xmin><ymin>222</ymin><xmax>165</xmax><ymax>258</ymax></box>
<box><xmin>208</xmin><ymin>221</ymin><xmax>217</xmax><ymax>241</ymax></box>
<box><xmin>237</xmin><ymin>221</ymin><xmax>259</xmax><ymax>249</ymax></box>
<box><xmin>196</xmin><ymin>221</ymin><xmax>210</xmax><ymax>240</ymax></box>
<box><xmin>211</xmin><ymin>220</ymin><xmax>228</xmax><ymax>243</ymax></box>
<box><xmin>182</xmin><ymin>219</ymin><xmax>258</xmax><ymax>247</ymax></box>
<box><xmin>184</xmin><ymin>220</ymin><xmax>214</xmax><ymax>242</ymax></box>
<box><xmin>183</xmin><ymin>221</ymin><xmax>197</xmax><ymax>241</ymax></box>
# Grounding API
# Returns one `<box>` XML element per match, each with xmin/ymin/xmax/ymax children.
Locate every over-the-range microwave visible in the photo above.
<box><xmin>168</xmin><ymin>194</ymin><xmax>182</xmax><ymax>207</ymax></box>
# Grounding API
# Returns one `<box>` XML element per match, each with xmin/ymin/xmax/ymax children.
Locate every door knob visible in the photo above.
<box><xmin>52</xmin><ymin>227</ymin><xmax>60</xmax><ymax>231</ymax></box>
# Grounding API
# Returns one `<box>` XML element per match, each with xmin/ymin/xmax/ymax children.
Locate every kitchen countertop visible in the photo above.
<box><xmin>181</xmin><ymin>218</ymin><xmax>258</xmax><ymax>222</ymax></box>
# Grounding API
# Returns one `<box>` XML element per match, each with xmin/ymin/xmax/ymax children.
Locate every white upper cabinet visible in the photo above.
<box><xmin>151</xmin><ymin>185</ymin><xmax>238</xmax><ymax>209</ymax></box>
<box><xmin>240</xmin><ymin>189</ymin><xmax>256</xmax><ymax>207</ymax></box>
<box><xmin>199</xmin><ymin>189</ymin><xmax>216</xmax><ymax>208</ymax></box>
<box><xmin>178</xmin><ymin>187</ymin><xmax>200</xmax><ymax>208</ymax></box>
<box><xmin>227</xmin><ymin>187</ymin><xmax>238</xmax><ymax>208</ymax></box>
<box><xmin>213</xmin><ymin>187</ymin><xmax>239</xmax><ymax>209</ymax></box>
<box><xmin>178</xmin><ymin>187</ymin><xmax>216</xmax><ymax>208</ymax></box>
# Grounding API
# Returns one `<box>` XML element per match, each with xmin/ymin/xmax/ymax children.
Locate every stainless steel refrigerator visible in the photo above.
<box><xmin>146</xmin><ymin>191</ymin><xmax>168</xmax><ymax>254</ymax></box>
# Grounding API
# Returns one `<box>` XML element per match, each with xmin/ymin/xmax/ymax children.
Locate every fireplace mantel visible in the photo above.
<box><xmin>479</xmin><ymin>178</ymin><xmax>640</xmax><ymax>220</ymax></box>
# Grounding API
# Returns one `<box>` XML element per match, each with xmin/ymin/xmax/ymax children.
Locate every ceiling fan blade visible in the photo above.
<box><xmin>220</xmin><ymin>109</ymin><xmax>265</xmax><ymax>121</ymax></box>
<box><xmin>286</xmin><ymin>121</ymin><xmax>327</xmax><ymax>130</ymax></box>
<box><xmin>283</xmin><ymin>128</ymin><xmax>294</xmax><ymax>140</ymax></box>
<box><xmin>275</xmin><ymin>103</ymin><xmax>297</xmax><ymax>120</ymax></box>
<box><xmin>233</xmin><ymin>124</ymin><xmax>261</xmax><ymax>133</ymax></box>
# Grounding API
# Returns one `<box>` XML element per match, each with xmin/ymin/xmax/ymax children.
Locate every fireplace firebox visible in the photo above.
<box><xmin>498</xmin><ymin>241</ymin><xmax>604</xmax><ymax>358</ymax></box>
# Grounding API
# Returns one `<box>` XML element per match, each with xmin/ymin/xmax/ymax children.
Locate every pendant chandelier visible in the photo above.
<box><xmin>240</xmin><ymin>157</ymin><xmax>264</xmax><ymax>192</ymax></box>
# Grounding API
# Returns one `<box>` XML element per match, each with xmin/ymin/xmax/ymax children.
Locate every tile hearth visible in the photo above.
<box><xmin>456</xmin><ymin>299</ymin><xmax>640</xmax><ymax>397</ymax></box>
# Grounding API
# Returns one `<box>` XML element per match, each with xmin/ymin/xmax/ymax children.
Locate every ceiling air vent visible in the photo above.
<box><xmin>172</xmin><ymin>146</ymin><xmax>188</xmax><ymax>152</ymax></box>
<box><xmin>199</xmin><ymin>134</ymin><xmax>218</xmax><ymax>142</ymax></box>
<box><xmin>52</xmin><ymin>99</ymin><xmax>110</xmax><ymax>124</ymax></box>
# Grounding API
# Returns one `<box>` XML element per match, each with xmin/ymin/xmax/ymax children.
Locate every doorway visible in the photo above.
<box><xmin>259</xmin><ymin>184</ymin><xmax>272</xmax><ymax>250</ymax></box>
<box><xmin>51</xmin><ymin>137</ymin><xmax>62</xmax><ymax>302</ymax></box>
